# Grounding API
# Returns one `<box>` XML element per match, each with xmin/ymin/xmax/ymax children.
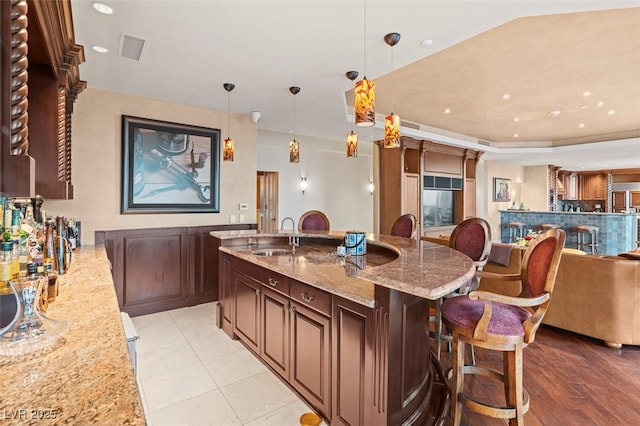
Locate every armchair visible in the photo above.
<box><xmin>298</xmin><ymin>210</ymin><xmax>330</xmax><ymax>232</ymax></box>
<box><xmin>390</xmin><ymin>213</ymin><xmax>417</xmax><ymax>239</ymax></box>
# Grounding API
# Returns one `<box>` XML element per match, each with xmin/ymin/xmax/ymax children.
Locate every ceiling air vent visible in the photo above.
<box><xmin>119</xmin><ymin>34</ymin><xmax>145</xmax><ymax>61</ymax></box>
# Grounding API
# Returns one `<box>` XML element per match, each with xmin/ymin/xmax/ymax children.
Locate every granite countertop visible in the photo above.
<box><xmin>0</xmin><ymin>246</ymin><xmax>145</xmax><ymax>425</ymax></box>
<box><xmin>213</xmin><ymin>231</ymin><xmax>476</xmax><ymax>306</ymax></box>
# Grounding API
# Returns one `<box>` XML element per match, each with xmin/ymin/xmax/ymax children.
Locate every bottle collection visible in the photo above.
<box><xmin>0</xmin><ymin>196</ymin><xmax>70</xmax><ymax>354</ymax></box>
<box><xmin>0</xmin><ymin>196</ymin><xmax>78</xmax><ymax>305</ymax></box>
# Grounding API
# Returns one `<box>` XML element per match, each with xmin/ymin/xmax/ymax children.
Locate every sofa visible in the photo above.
<box><xmin>479</xmin><ymin>249</ymin><xmax>640</xmax><ymax>348</ymax></box>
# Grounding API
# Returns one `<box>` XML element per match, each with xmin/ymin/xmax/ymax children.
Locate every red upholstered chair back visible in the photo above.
<box><xmin>390</xmin><ymin>214</ymin><xmax>416</xmax><ymax>239</ymax></box>
<box><xmin>298</xmin><ymin>210</ymin><xmax>330</xmax><ymax>232</ymax></box>
<box><xmin>520</xmin><ymin>228</ymin><xmax>566</xmax><ymax>299</ymax></box>
<box><xmin>449</xmin><ymin>217</ymin><xmax>492</xmax><ymax>264</ymax></box>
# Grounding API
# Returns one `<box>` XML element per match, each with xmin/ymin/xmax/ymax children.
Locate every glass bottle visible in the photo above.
<box><xmin>27</xmin><ymin>262</ymin><xmax>48</xmax><ymax>313</ymax></box>
<box><xmin>0</xmin><ymin>242</ymin><xmax>14</xmax><ymax>295</ymax></box>
<box><xmin>42</xmin><ymin>220</ymin><xmax>59</xmax><ymax>302</ymax></box>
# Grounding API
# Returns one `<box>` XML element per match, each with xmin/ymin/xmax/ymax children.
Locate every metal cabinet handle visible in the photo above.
<box><xmin>301</xmin><ymin>292</ymin><xmax>315</xmax><ymax>303</ymax></box>
<box><xmin>267</xmin><ymin>278</ymin><xmax>278</xmax><ymax>287</ymax></box>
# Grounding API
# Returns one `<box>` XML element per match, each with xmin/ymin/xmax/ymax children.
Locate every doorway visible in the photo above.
<box><xmin>256</xmin><ymin>171</ymin><xmax>279</xmax><ymax>233</ymax></box>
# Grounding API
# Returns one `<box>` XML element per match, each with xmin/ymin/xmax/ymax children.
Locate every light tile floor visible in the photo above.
<box><xmin>132</xmin><ymin>302</ymin><xmax>322</xmax><ymax>426</ymax></box>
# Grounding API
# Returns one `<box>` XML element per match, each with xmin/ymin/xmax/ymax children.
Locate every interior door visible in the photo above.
<box><xmin>257</xmin><ymin>171</ymin><xmax>279</xmax><ymax>233</ymax></box>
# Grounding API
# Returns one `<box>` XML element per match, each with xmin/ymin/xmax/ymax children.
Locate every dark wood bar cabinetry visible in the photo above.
<box><xmin>96</xmin><ymin>224</ymin><xmax>255</xmax><ymax>316</ymax></box>
<box><xmin>1</xmin><ymin>0</ymin><xmax>85</xmax><ymax>198</ymax></box>
<box><xmin>219</xmin><ymin>250</ymin><xmax>448</xmax><ymax>425</ymax></box>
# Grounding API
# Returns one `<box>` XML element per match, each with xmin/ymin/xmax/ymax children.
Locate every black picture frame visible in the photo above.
<box><xmin>493</xmin><ymin>177</ymin><xmax>512</xmax><ymax>202</ymax></box>
<box><xmin>121</xmin><ymin>115</ymin><xmax>220</xmax><ymax>214</ymax></box>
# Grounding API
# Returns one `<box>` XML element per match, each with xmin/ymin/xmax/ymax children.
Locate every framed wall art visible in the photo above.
<box><xmin>493</xmin><ymin>177</ymin><xmax>512</xmax><ymax>202</ymax></box>
<box><xmin>121</xmin><ymin>115</ymin><xmax>221</xmax><ymax>214</ymax></box>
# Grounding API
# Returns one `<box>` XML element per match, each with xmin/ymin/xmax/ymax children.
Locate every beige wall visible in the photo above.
<box><xmin>46</xmin><ymin>88</ymin><xmax>257</xmax><ymax>245</ymax></box>
<box><xmin>483</xmin><ymin>161</ymin><xmax>548</xmax><ymax>240</ymax></box>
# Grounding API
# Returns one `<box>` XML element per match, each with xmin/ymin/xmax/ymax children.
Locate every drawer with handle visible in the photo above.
<box><xmin>262</xmin><ymin>272</ymin><xmax>290</xmax><ymax>296</ymax></box>
<box><xmin>290</xmin><ymin>280</ymin><xmax>331</xmax><ymax>316</ymax></box>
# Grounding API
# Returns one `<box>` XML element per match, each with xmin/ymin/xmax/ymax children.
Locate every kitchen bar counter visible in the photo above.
<box><xmin>500</xmin><ymin>210</ymin><xmax>638</xmax><ymax>255</ymax></box>
<box><xmin>212</xmin><ymin>230</ymin><xmax>476</xmax><ymax>304</ymax></box>
<box><xmin>0</xmin><ymin>246</ymin><xmax>145</xmax><ymax>425</ymax></box>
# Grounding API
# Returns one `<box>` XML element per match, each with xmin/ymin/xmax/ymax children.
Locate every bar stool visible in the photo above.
<box><xmin>576</xmin><ymin>225</ymin><xmax>599</xmax><ymax>254</ymax></box>
<box><xmin>507</xmin><ymin>221</ymin><xmax>526</xmax><ymax>243</ymax></box>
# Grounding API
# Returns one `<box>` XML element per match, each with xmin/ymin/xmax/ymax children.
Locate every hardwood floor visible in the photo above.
<box><xmin>438</xmin><ymin>325</ymin><xmax>640</xmax><ymax>425</ymax></box>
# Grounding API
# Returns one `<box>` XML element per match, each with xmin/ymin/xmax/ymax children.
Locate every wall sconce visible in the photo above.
<box><xmin>368</xmin><ymin>180</ymin><xmax>374</xmax><ymax>195</ymax></box>
<box><xmin>300</xmin><ymin>177</ymin><xmax>308</xmax><ymax>194</ymax></box>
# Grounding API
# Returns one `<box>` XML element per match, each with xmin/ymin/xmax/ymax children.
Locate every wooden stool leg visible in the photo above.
<box><xmin>505</xmin><ymin>345</ymin><xmax>525</xmax><ymax>426</ymax></box>
<box><xmin>434</xmin><ymin>298</ymin><xmax>443</xmax><ymax>360</ymax></box>
<box><xmin>451</xmin><ymin>336</ymin><xmax>465</xmax><ymax>426</ymax></box>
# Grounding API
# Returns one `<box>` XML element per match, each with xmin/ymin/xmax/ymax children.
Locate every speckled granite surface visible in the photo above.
<box><xmin>213</xmin><ymin>231</ymin><xmax>475</xmax><ymax>305</ymax></box>
<box><xmin>0</xmin><ymin>246</ymin><xmax>145</xmax><ymax>425</ymax></box>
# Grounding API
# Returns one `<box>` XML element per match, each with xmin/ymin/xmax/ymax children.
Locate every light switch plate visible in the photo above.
<box><xmin>239</xmin><ymin>203</ymin><xmax>249</xmax><ymax>210</ymax></box>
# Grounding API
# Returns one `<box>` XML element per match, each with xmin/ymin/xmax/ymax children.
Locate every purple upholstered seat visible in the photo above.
<box><xmin>441</xmin><ymin>297</ymin><xmax>531</xmax><ymax>336</ymax></box>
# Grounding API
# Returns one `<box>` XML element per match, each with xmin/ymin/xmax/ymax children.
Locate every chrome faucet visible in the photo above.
<box><xmin>281</xmin><ymin>217</ymin><xmax>299</xmax><ymax>251</ymax></box>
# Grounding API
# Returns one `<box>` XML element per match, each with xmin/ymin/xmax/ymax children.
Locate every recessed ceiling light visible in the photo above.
<box><xmin>92</xmin><ymin>45</ymin><xmax>109</xmax><ymax>53</ymax></box>
<box><xmin>578</xmin><ymin>123</ymin><xmax>585</xmax><ymax>128</ymax></box>
<box><xmin>580</xmin><ymin>105</ymin><xmax>588</xmax><ymax>109</ymax></box>
<box><xmin>583</xmin><ymin>91</ymin><xmax>591</xmax><ymax>97</ymax></box>
<box><xmin>92</xmin><ymin>2</ymin><xmax>113</xmax><ymax>14</ymax></box>
<box><xmin>513</xmin><ymin>117</ymin><xmax>520</xmax><ymax>122</ymax></box>
<box><xmin>513</xmin><ymin>133</ymin><xmax>519</xmax><ymax>138</ymax></box>
<box><xmin>548</xmin><ymin>110</ymin><xmax>561</xmax><ymax>117</ymax></box>
<box><xmin>597</xmin><ymin>101</ymin><xmax>604</xmax><ymax>107</ymax></box>
<box><xmin>608</xmin><ymin>109</ymin><xmax>616</xmax><ymax>115</ymax></box>
<box><xmin>444</xmin><ymin>108</ymin><xmax>451</xmax><ymax>114</ymax></box>
<box><xmin>502</xmin><ymin>94</ymin><xmax>510</xmax><ymax>100</ymax></box>
<box><xmin>420</xmin><ymin>39</ymin><xmax>434</xmax><ymax>46</ymax></box>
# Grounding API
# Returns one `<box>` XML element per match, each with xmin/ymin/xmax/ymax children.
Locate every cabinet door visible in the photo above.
<box><xmin>592</xmin><ymin>175</ymin><xmax>605</xmax><ymax>200</ymax></box>
<box><xmin>331</xmin><ymin>297</ymin><xmax>374</xmax><ymax>426</ymax></box>
<box><xmin>261</xmin><ymin>286</ymin><xmax>290</xmax><ymax>378</ymax></box>
<box><xmin>290</xmin><ymin>301</ymin><xmax>331</xmax><ymax>419</ymax></box>
<box><xmin>233</xmin><ymin>270</ymin><xmax>261</xmax><ymax>353</ymax></box>
<box><xmin>463</xmin><ymin>178</ymin><xmax>476</xmax><ymax>219</ymax></box>
<box><xmin>403</xmin><ymin>173</ymin><xmax>420</xmax><ymax>223</ymax></box>
<box><xmin>631</xmin><ymin>191</ymin><xmax>640</xmax><ymax>208</ymax></box>
<box><xmin>613</xmin><ymin>191</ymin><xmax>627</xmax><ymax>212</ymax></box>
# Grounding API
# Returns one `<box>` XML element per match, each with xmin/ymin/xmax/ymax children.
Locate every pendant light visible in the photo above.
<box><xmin>223</xmin><ymin>83</ymin><xmax>235</xmax><ymax>161</ymax></box>
<box><xmin>354</xmin><ymin>0</ymin><xmax>375</xmax><ymax>127</ymax></box>
<box><xmin>289</xmin><ymin>86</ymin><xmax>300</xmax><ymax>163</ymax></box>
<box><xmin>383</xmin><ymin>32</ymin><xmax>401</xmax><ymax>148</ymax></box>
<box><xmin>346</xmin><ymin>71</ymin><xmax>359</xmax><ymax>158</ymax></box>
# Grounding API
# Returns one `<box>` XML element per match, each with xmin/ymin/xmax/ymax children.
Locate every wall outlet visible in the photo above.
<box><xmin>239</xmin><ymin>203</ymin><xmax>249</xmax><ymax>210</ymax></box>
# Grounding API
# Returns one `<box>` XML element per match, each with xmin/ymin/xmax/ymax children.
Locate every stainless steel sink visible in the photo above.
<box><xmin>251</xmin><ymin>248</ymin><xmax>292</xmax><ymax>256</ymax></box>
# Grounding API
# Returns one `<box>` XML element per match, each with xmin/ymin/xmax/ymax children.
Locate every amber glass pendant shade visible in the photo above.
<box><xmin>223</xmin><ymin>137</ymin><xmax>234</xmax><ymax>161</ymax></box>
<box><xmin>289</xmin><ymin>139</ymin><xmax>300</xmax><ymax>163</ymax></box>
<box><xmin>346</xmin><ymin>131</ymin><xmax>358</xmax><ymax>158</ymax></box>
<box><xmin>355</xmin><ymin>78</ymin><xmax>375</xmax><ymax>127</ymax></box>
<box><xmin>384</xmin><ymin>113</ymin><xmax>400</xmax><ymax>148</ymax></box>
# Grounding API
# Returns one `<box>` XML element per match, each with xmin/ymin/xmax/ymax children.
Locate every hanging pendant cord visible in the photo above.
<box><xmin>363</xmin><ymin>0</ymin><xmax>367</xmax><ymax>77</ymax></box>
<box><xmin>293</xmin><ymin>94</ymin><xmax>296</xmax><ymax>139</ymax></box>
<box><xmin>227</xmin><ymin>92</ymin><xmax>231</xmax><ymax>139</ymax></box>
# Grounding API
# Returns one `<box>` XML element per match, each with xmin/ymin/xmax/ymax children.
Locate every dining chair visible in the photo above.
<box><xmin>427</xmin><ymin>217</ymin><xmax>492</xmax><ymax>363</ymax></box>
<box><xmin>298</xmin><ymin>210</ymin><xmax>330</xmax><ymax>232</ymax></box>
<box><xmin>390</xmin><ymin>213</ymin><xmax>417</xmax><ymax>239</ymax></box>
<box><xmin>442</xmin><ymin>228</ymin><xmax>566</xmax><ymax>425</ymax></box>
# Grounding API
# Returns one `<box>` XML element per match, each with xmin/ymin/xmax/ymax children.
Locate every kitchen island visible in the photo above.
<box><xmin>500</xmin><ymin>210</ymin><xmax>638</xmax><ymax>255</ymax></box>
<box><xmin>0</xmin><ymin>246</ymin><xmax>145</xmax><ymax>425</ymax></box>
<box><xmin>212</xmin><ymin>230</ymin><xmax>475</xmax><ymax>426</ymax></box>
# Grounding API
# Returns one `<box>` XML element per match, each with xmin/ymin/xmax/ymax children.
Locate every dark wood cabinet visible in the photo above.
<box><xmin>331</xmin><ymin>296</ymin><xmax>374</xmax><ymax>426</ymax></box>
<box><xmin>218</xmin><ymin>253</ymin><xmax>445</xmax><ymax>425</ymax></box>
<box><xmin>233</xmin><ymin>268</ymin><xmax>261</xmax><ymax>354</ymax></box>
<box><xmin>1</xmin><ymin>0</ymin><xmax>85</xmax><ymax>198</ymax></box>
<box><xmin>290</xmin><ymin>300</ymin><xmax>331</xmax><ymax>419</ymax></box>
<box><xmin>96</xmin><ymin>223</ymin><xmax>255</xmax><ymax>317</ymax></box>
<box><xmin>261</xmin><ymin>285</ymin><xmax>290</xmax><ymax>377</ymax></box>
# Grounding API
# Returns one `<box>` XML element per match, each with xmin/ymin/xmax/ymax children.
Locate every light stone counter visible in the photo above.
<box><xmin>0</xmin><ymin>246</ymin><xmax>145</xmax><ymax>425</ymax></box>
<box><xmin>213</xmin><ymin>230</ymin><xmax>475</xmax><ymax>306</ymax></box>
